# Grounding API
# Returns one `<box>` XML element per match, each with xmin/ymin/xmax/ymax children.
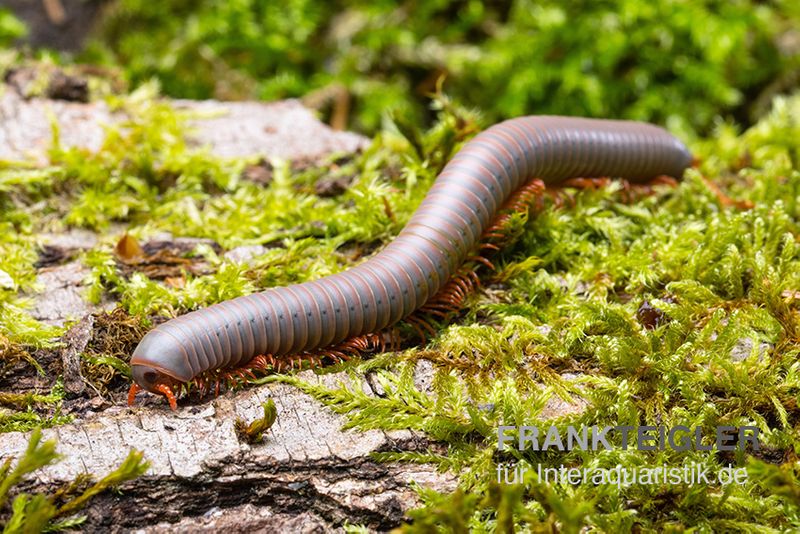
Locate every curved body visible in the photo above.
<box><xmin>130</xmin><ymin>116</ymin><xmax>692</xmax><ymax>395</ymax></box>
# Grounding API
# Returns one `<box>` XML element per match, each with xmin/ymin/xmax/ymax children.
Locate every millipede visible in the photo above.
<box><xmin>127</xmin><ymin>115</ymin><xmax>692</xmax><ymax>410</ymax></box>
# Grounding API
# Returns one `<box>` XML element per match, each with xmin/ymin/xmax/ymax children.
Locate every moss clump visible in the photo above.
<box><xmin>0</xmin><ymin>139</ymin><xmax>64</xmax><ymax>380</ymax></box>
<box><xmin>79</xmin><ymin>309</ymin><xmax>150</xmax><ymax>396</ymax></box>
<box><xmin>0</xmin><ymin>428</ymin><xmax>148</xmax><ymax>532</ymax></box>
<box><xmin>81</xmin><ymin>0</ymin><xmax>800</xmax><ymax>135</ymax></box>
<box><xmin>0</xmin><ymin>380</ymin><xmax>71</xmax><ymax>434</ymax></box>
<box><xmin>0</xmin><ymin>8</ymin><xmax>25</xmax><ymax>48</ymax></box>
<box><xmin>235</xmin><ymin>398</ymin><xmax>278</xmax><ymax>444</ymax></box>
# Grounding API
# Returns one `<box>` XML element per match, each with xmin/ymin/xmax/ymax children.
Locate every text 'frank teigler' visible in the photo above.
<box><xmin>497</xmin><ymin>425</ymin><xmax>760</xmax><ymax>451</ymax></box>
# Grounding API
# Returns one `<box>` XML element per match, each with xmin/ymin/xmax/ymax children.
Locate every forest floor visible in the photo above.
<box><xmin>1</xmin><ymin>65</ymin><xmax>799</xmax><ymax>532</ymax></box>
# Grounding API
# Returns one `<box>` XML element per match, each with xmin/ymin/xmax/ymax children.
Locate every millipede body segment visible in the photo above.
<box><xmin>129</xmin><ymin>116</ymin><xmax>692</xmax><ymax>409</ymax></box>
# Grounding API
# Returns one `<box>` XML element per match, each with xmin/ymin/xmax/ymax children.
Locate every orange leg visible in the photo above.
<box><xmin>155</xmin><ymin>383</ymin><xmax>178</xmax><ymax>410</ymax></box>
<box><xmin>700</xmin><ymin>176</ymin><xmax>753</xmax><ymax>209</ymax></box>
<box><xmin>127</xmin><ymin>383</ymin><xmax>141</xmax><ymax>406</ymax></box>
<box><xmin>553</xmin><ymin>174</ymin><xmax>685</xmax><ymax>205</ymax></box>
<box><xmin>469</xmin><ymin>255</ymin><xmax>495</xmax><ymax>271</ymax></box>
<box><xmin>562</xmin><ymin>177</ymin><xmax>612</xmax><ymax>190</ymax></box>
<box><xmin>129</xmin><ymin>380</ymin><xmax>178</xmax><ymax>410</ymax></box>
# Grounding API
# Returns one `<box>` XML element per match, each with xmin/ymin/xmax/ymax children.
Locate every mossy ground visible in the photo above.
<box><xmin>1</xmin><ymin>77</ymin><xmax>800</xmax><ymax>531</ymax></box>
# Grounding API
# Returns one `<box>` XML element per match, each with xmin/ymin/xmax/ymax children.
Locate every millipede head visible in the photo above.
<box><xmin>128</xmin><ymin>327</ymin><xmax>195</xmax><ymax>410</ymax></box>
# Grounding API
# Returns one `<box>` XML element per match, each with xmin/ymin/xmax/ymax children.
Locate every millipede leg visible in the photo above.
<box><xmin>155</xmin><ymin>383</ymin><xmax>178</xmax><ymax>411</ymax></box>
<box><xmin>699</xmin><ymin>175</ymin><xmax>753</xmax><ymax>209</ymax></box>
<box><xmin>127</xmin><ymin>383</ymin><xmax>141</xmax><ymax>406</ymax></box>
<box><xmin>469</xmin><ymin>255</ymin><xmax>495</xmax><ymax>271</ymax></box>
<box><xmin>557</xmin><ymin>175</ymin><xmax>682</xmax><ymax>204</ymax></box>
<box><xmin>562</xmin><ymin>177</ymin><xmax>612</xmax><ymax>190</ymax></box>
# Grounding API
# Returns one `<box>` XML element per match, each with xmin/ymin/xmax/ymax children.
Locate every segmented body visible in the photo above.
<box><xmin>129</xmin><ymin>116</ymin><xmax>692</xmax><ymax>405</ymax></box>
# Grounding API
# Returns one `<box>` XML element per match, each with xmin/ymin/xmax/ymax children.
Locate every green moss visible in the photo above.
<box><xmin>0</xmin><ymin>382</ymin><xmax>71</xmax><ymax>434</ymax></box>
<box><xmin>0</xmin><ymin>8</ymin><xmax>25</xmax><ymax>48</ymax></box>
<box><xmin>0</xmin><ymin>133</ymin><xmax>66</xmax><ymax>370</ymax></box>
<box><xmin>82</xmin><ymin>0</ymin><xmax>800</xmax><ymax>134</ymax></box>
<box><xmin>235</xmin><ymin>399</ymin><xmax>278</xmax><ymax>444</ymax></box>
<box><xmin>0</xmin><ymin>428</ymin><xmax>148</xmax><ymax>531</ymax></box>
